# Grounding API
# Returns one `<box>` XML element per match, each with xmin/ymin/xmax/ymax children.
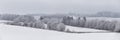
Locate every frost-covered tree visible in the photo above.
<box><xmin>62</xmin><ymin>16</ymin><xmax>87</xmax><ymax>27</ymax></box>
<box><xmin>104</xmin><ymin>21</ymin><xmax>115</xmax><ymax>31</ymax></box>
<box><xmin>47</xmin><ymin>19</ymin><xmax>60</xmax><ymax>29</ymax></box>
<box><xmin>47</xmin><ymin>19</ymin><xmax>65</xmax><ymax>31</ymax></box>
<box><xmin>83</xmin><ymin>17</ymin><xmax>86</xmax><ymax>21</ymax></box>
<box><xmin>41</xmin><ymin>18</ymin><xmax>51</xmax><ymax>24</ymax></box>
<box><xmin>33</xmin><ymin>21</ymin><xmax>45</xmax><ymax>29</ymax></box>
<box><xmin>62</xmin><ymin>16</ymin><xmax>73</xmax><ymax>25</ymax></box>
<box><xmin>56</xmin><ymin>23</ymin><xmax>66</xmax><ymax>31</ymax></box>
<box><xmin>0</xmin><ymin>14</ymin><xmax>19</xmax><ymax>21</ymax></box>
<box><xmin>84</xmin><ymin>20</ymin><xmax>95</xmax><ymax>28</ymax></box>
<box><xmin>84</xmin><ymin>19</ymin><xmax>105</xmax><ymax>29</ymax></box>
<box><xmin>13</xmin><ymin>15</ymin><xmax>36</xmax><ymax>23</ymax></box>
<box><xmin>84</xmin><ymin>20</ymin><xmax>116</xmax><ymax>31</ymax></box>
<box><xmin>77</xmin><ymin>18</ymin><xmax>86</xmax><ymax>27</ymax></box>
<box><xmin>95</xmin><ymin>20</ymin><xmax>115</xmax><ymax>31</ymax></box>
<box><xmin>69</xmin><ymin>19</ymin><xmax>78</xmax><ymax>26</ymax></box>
<box><xmin>113</xmin><ymin>21</ymin><xmax>120</xmax><ymax>32</ymax></box>
<box><xmin>94</xmin><ymin>20</ymin><xmax>104</xmax><ymax>29</ymax></box>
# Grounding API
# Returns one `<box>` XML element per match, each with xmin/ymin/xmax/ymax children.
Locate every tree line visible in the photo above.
<box><xmin>0</xmin><ymin>14</ymin><xmax>120</xmax><ymax>32</ymax></box>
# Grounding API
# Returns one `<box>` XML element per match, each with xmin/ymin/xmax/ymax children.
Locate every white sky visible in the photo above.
<box><xmin>0</xmin><ymin>0</ymin><xmax>120</xmax><ymax>14</ymax></box>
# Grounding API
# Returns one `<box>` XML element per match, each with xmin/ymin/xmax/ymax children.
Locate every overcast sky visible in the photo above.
<box><xmin>0</xmin><ymin>0</ymin><xmax>120</xmax><ymax>14</ymax></box>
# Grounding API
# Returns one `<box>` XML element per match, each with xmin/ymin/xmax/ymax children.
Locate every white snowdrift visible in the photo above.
<box><xmin>0</xmin><ymin>24</ymin><xmax>120</xmax><ymax>40</ymax></box>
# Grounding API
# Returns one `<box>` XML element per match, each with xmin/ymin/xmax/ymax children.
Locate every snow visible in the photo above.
<box><xmin>0</xmin><ymin>18</ymin><xmax>120</xmax><ymax>40</ymax></box>
<box><xmin>44</xmin><ymin>24</ymin><xmax>48</xmax><ymax>29</ymax></box>
<box><xmin>0</xmin><ymin>24</ymin><xmax>120</xmax><ymax>40</ymax></box>
<box><xmin>44</xmin><ymin>23</ymin><xmax>109</xmax><ymax>33</ymax></box>
<box><xmin>0</xmin><ymin>20</ymin><xmax>12</xmax><ymax>23</ymax></box>
<box><xmin>65</xmin><ymin>25</ymin><xmax>109</xmax><ymax>32</ymax></box>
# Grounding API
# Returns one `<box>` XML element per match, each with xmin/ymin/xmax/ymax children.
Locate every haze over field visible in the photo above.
<box><xmin>0</xmin><ymin>0</ymin><xmax>120</xmax><ymax>14</ymax></box>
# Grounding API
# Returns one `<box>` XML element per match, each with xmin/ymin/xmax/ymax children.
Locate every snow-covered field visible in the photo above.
<box><xmin>65</xmin><ymin>25</ymin><xmax>109</xmax><ymax>33</ymax></box>
<box><xmin>0</xmin><ymin>22</ymin><xmax>120</xmax><ymax>40</ymax></box>
<box><xmin>0</xmin><ymin>17</ymin><xmax>120</xmax><ymax>40</ymax></box>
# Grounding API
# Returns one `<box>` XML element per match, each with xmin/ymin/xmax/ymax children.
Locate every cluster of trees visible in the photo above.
<box><xmin>7</xmin><ymin>21</ymin><xmax>46</xmax><ymax>29</ymax></box>
<box><xmin>84</xmin><ymin>20</ymin><xmax>117</xmax><ymax>31</ymax></box>
<box><xmin>61</xmin><ymin>16</ymin><xmax>120</xmax><ymax>32</ymax></box>
<box><xmin>5</xmin><ymin>15</ymin><xmax>45</xmax><ymax>29</ymax></box>
<box><xmin>13</xmin><ymin>15</ymin><xmax>36</xmax><ymax>23</ymax></box>
<box><xmin>62</xmin><ymin>16</ymin><xmax>86</xmax><ymax>27</ymax></box>
<box><xmin>0</xmin><ymin>14</ymin><xmax>20</xmax><ymax>21</ymax></box>
<box><xmin>1</xmin><ymin>14</ymin><xmax>120</xmax><ymax>32</ymax></box>
<box><xmin>113</xmin><ymin>22</ymin><xmax>120</xmax><ymax>32</ymax></box>
<box><xmin>40</xmin><ymin>16</ymin><xmax>66</xmax><ymax>31</ymax></box>
<box><xmin>1</xmin><ymin>14</ymin><xmax>66</xmax><ymax>32</ymax></box>
<box><xmin>47</xmin><ymin>19</ymin><xmax>65</xmax><ymax>31</ymax></box>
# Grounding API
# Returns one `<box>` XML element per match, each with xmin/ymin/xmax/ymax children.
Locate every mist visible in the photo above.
<box><xmin>0</xmin><ymin>0</ymin><xmax>120</xmax><ymax>14</ymax></box>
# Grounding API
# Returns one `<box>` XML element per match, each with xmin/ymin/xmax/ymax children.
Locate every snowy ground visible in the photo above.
<box><xmin>0</xmin><ymin>23</ymin><xmax>120</xmax><ymax>40</ymax></box>
<box><xmin>65</xmin><ymin>25</ymin><xmax>109</xmax><ymax>33</ymax></box>
<box><xmin>0</xmin><ymin>19</ymin><xmax>120</xmax><ymax>40</ymax></box>
<box><xmin>43</xmin><ymin>23</ymin><xmax>110</xmax><ymax>33</ymax></box>
<box><xmin>0</xmin><ymin>20</ymin><xmax>13</xmax><ymax>23</ymax></box>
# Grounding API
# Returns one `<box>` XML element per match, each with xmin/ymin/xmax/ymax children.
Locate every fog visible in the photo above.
<box><xmin>0</xmin><ymin>0</ymin><xmax>120</xmax><ymax>14</ymax></box>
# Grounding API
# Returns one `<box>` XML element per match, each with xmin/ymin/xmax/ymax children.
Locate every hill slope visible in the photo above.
<box><xmin>0</xmin><ymin>24</ymin><xmax>119</xmax><ymax>40</ymax></box>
